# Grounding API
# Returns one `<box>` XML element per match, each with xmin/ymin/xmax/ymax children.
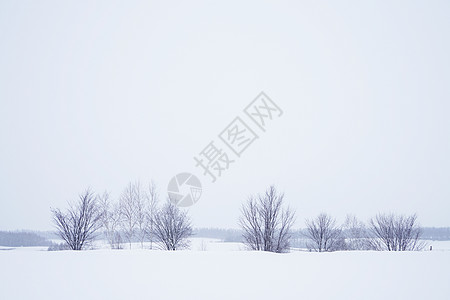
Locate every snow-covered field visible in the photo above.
<box><xmin>1</xmin><ymin>239</ymin><xmax>449</xmax><ymax>300</ymax></box>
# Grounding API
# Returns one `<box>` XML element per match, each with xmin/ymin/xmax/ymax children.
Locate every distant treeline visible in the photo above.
<box><xmin>193</xmin><ymin>227</ymin><xmax>450</xmax><ymax>242</ymax></box>
<box><xmin>0</xmin><ymin>231</ymin><xmax>52</xmax><ymax>247</ymax></box>
<box><xmin>421</xmin><ymin>227</ymin><xmax>450</xmax><ymax>240</ymax></box>
<box><xmin>194</xmin><ymin>228</ymin><xmax>242</xmax><ymax>242</ymax></box>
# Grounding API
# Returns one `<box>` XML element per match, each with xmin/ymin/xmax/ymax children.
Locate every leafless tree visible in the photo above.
<box><xmin>51</xmin><ymin>190</ymin><xmax>102</xmax><ymax>250</ymax></box>
<box><xmin>369</xmin><ymin>213</ymin><xmax>425</xmax><ymax>251</ymax></box>
<box><xmin>98</xmin><ymin>192</ymin><xmax>123</xmax><ymax>249</ymax></box>
<box><xmin>99</xmin><ymin>191</ymin><xmax>112</xmax><ymax>242</ymax></box>
<box><xmin>119</xmin><ymin>182</ymin><xmax>139</xmax><ymax>249</ymax></box>
<box><xmin>152</xmin><ymin>199</ymin><xmax>193</xmax><ymax>250</ymax></box>
<box><xmin>133</xmin><ymin>182</ymin><xmax>147</xmax><ymax>249</ymax></box>
<box><xmin>305</xmin><ymin>213</ymin><xmax>342</xmax><ymax>252</ymax></box>
<box><xmin>239</xmin><ymin>186</ymin><xmax>296</xmax><ymax>253</ymax></box>
<box><xmin>145</xmin><ymin>181</ymin><xmax>159</xmax><ymax>249</ymax></box>
<box><xmin>109</xmin><ymin>204</ymin><xmax>124</xmax><ymax>249</ymax></box>
<box><xmin>342</xmin><ymin>214</ymin><xmax>372</xmax><ymax>250</ymax></box>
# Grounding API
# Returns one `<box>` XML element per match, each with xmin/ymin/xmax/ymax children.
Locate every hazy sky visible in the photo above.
<box><xmin>1</xmin><ymin>0</ymin><xmax>449</xmax><ymax>230</ymax></box>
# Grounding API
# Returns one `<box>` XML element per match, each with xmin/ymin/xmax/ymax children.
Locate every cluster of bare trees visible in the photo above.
<box><xmin>97</xmin><ymin>182</ymin><xmax>157</xmax><ymax>249</ymax></box>
<box><xmin>304</xmin><ymin>212</ymin><xmax>425</xmax><ymax>252</ymax></box>
<box><xmin>51</xmin><ymin>182</ymin><xmax>193</xmax><ymax>251</ymax></box>
<box><xmin>239</xmin><ymin>186</ymin><xmax>425</xmax><ymax>253</ymax></box>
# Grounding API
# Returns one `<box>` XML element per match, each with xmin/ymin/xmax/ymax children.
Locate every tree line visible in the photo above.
<box><xmin>240</xmin><ymin>186</ymin><xmax>425</xmax><ymax>252</ymax></box>
<box><xmin>51</xmin><ymin>181</ymin><xmax>192</xmax><ymax>251</ymax></box>
<box><xmin>51</xmin><ymin>184</ymin><xmax>425</xmax><ymax>252</ymax></box>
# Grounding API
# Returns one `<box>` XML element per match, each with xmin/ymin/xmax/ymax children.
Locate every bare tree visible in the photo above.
<box><xmin>305</xmin><ymin>213</ymin><xmax>342</xmax><ymax>252</ymax></box>
<box><xmin>109</xmin><ymin>203</ymin><xmax>124</xmax><ymax>249</ymax></box>
<box><xmin>239</xmin><ymin>186</ymin><xmax>295</xmax><ymax>253</ymax></box>
<box><xmin>99</xmin><ymin>191</ymin><xmax>112</xmax><ymax>242</ymax></box>
<box><xmin>342</xmin><ymin>214</ymin><xmax>372</xmax><ymax>250</ymax></box>
<box><xmin>369</xmin><ymin>213</ymin><xmax>425</xmax><ymax>251</ymax></box>
<box><xmin>98</xmin><ymin>192</ymin><xmax>123</xmax><ymax>249</ymax></box>
<box><xmin>145</xmin><ymin>181</ymin><xmax>159</xmax><ymax>249</ymax></box>
<box><xmin>51</xmin><ymin>190</ymin><xmax>102</xmax><ymax>250</ymax></box>
<box><xmin>119</xmin><ymin>182</ymin><xmax>139</xmax><ymax>249</ymax></box>
<box><xmin>133</xmin><ymin>182</ymin><xmax>147</xmax><ymax>249</ymax></box>
<box><xmin>152</xmin><ymin>199</ymin><xmax>193</xmax><ymax>250</ymax></box>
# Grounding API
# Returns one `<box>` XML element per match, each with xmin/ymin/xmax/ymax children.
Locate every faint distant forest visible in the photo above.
<box><xmin>421</xmin><ymin>227</ymin><xmax>450</xmax><ymax>240</ymax></box>
<box><xmin>1</xmin><ymin>227</ymin><xmax>449</xmax><ymax>247</ymax></box>
<box><xmin>0</xmin><ymin>231</ymin><xmax>52</xmax><ymax>247</ymax></box>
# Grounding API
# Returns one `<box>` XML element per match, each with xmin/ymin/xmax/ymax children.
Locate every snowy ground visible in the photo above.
<box><xmin>1</xmin><ymin>239</ymin><xmax>449</xmax><ymax>300</ymax></box>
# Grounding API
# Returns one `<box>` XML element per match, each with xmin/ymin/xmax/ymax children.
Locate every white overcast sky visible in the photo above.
<box><xmin>1</xmin><ymin>0</ymin><xmax>449</xmax><ymax>230</ymax></box>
